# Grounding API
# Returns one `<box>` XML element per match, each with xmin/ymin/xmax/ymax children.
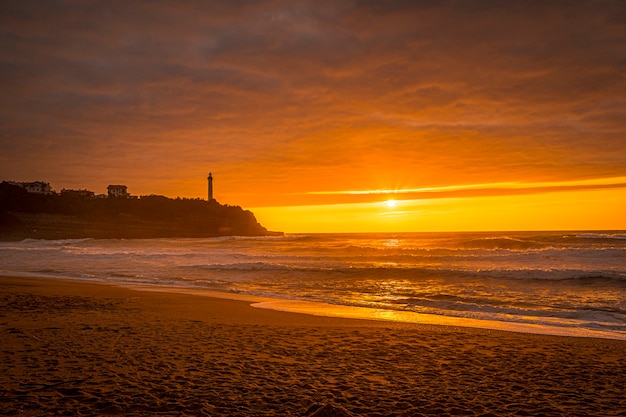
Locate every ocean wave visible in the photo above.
<box><xmin>398</xmin><ymin>295</ymin><xmax>626</xmax><ymax>318</ymax></box>
<box><xmin>471</xmin><ymin>268</ymin><xmax>626</xmax><ymax>283</ymax></box>
<box><xmin>456</xmin><ymin>236</ymin><xmax>546</xmax><ymax>250</ymax></box>
<box><xmin>0</xmin><ymin>238</ymin><xmax>94</xmax><ymax>251</ymax></box>
<box><xmin>19</xmin><ymin>237</ymin><xmax>95</xmax><ymax>245</ymax></box>
<box><xmin>180</xmin><ymin>261</ymin><xmax>626</xmax><ymax>284</ymax></box>
<box><xmin>575</xmin><ymin>233</ymin><xmax>626</xmax><ymax>240</ymax></box>
<box><xmin>22</xmin><ymin>241</ymin><xmax>626</xmax><ymax>264</ymax></box>
<box><xmin>184</xmin><ymin>262</ymin><xmax>320</xmax><ymax>272</ymax></box>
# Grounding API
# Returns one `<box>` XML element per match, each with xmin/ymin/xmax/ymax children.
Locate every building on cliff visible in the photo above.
<box><xmin>61</xmin><ymin>189</ymin><xmax>95</xmax><ymax>198</ymax></box>
<box><xmin>107</xmin><ymin>185</ymin><xmax>130</xmax><ymax>198</ymax></box>
<box><xmin>7</xmin><ymin>181</ymin><xmax>53</xmax><ymax>195</ymax></box>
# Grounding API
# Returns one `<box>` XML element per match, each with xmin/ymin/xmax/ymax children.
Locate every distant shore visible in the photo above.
<box><xmin>2</xmin><ymin>275</ymin><xmax>624</xmax><ymax>416</ymax></box>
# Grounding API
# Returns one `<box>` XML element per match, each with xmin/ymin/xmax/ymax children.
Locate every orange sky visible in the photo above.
<box><xmin>1</xmin><ymin>1</ymin><xmax>625</xmax><ymax>232</ymax></box>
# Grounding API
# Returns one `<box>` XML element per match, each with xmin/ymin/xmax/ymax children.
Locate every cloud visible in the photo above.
<box><xmin>1</xmin><ymin>0</ymin><xmax>625</xmax><ymax>203</ymax></box>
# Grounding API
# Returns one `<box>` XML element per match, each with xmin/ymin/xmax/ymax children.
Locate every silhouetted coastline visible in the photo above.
<box><xmin>0</xmin><ymin>182</ymin><xmax>281</xmax><ymax>240</ymax></box>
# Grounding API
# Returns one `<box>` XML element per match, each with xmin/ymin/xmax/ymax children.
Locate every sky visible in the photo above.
<box><xmin>1</xmin><ymin>0</ymin><xmax>625</xmax><ymax>233</ymax></box>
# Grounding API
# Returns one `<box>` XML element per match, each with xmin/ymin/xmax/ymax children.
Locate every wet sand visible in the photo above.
<box><xmin>1</xmin><ymin>276</ymin><xmax>625</xmax><ymax>416</ymax></box>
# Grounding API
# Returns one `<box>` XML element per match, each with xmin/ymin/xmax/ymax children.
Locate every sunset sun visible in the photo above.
<box><xmin>385</xmin><ymin>199</ymin><xmax>397</xmax><ymax>208</ymax></box>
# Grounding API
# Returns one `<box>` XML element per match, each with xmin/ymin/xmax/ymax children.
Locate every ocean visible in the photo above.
<box><xmin>1</xmin><ymin>231</ymin><xmax>625</xmax><ymax>340</ymax></box>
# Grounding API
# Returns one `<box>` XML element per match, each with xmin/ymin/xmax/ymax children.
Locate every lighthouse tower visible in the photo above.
<box><xmin>207</xmin><ymin>172</ymin><xmax>214</xmax><ymax>201</ymax></box>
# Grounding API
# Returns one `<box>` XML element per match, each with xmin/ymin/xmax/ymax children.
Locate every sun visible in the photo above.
<box><xmin>385</xmin><ymin>199</ymin><xmax>397</xmax><ymax>208</ymax></box>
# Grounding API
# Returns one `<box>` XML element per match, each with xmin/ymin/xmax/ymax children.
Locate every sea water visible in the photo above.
<box><xmin>1</xmin><ymin>231</ymin><xmax>624</xmax><ymax>339</ymax></box>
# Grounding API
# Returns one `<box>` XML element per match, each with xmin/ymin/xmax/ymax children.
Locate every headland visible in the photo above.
<box><xmin>0</xmin><ymin>181</ymin><xmax>281</xmax><ymax>240</ymax></box>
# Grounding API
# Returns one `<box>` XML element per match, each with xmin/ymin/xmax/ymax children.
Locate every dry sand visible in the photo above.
<box><xmin>1</xmin><ymin>276</ymin><xmax>625</xmax><ymax>417</ymax></box>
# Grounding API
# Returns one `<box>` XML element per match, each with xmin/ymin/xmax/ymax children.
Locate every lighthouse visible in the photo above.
<box><xmin>207</xmin><ymin>172</ymin><xmax>214</xmax><ymax>201</ymax></box>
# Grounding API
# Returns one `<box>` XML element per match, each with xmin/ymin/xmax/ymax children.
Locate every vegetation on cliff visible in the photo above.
<box><xmin>0</xmin><ymin>183</ymin><xmax>277</xmax><ymax>240</ymax></box>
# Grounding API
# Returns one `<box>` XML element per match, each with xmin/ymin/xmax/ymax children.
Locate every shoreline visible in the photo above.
<box><xmin>2</xmin><ymin>275</ymin><xmax>625</xmax><ymax>416</ymax></box>
<box><xmin>131</xmin><ymin>283</ymin><xmax>626</xmax><ymax>341</ymax></box>
<box><xmin>4</xmin><ymin>273</ymin><xmax>625</xmax><ymax>341</ymax></box>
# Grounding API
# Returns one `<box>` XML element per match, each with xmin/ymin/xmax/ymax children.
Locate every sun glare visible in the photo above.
<box><xmin>386</xmin><ymin>199</ymin><xmax>397</xmax><ymax>208</ymax></box>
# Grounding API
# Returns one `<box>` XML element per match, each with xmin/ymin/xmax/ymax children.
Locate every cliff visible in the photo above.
<box><xmin>0</xmin><ymin>183</ymin><xmax>281</xmax><ymax>240</ymax></box>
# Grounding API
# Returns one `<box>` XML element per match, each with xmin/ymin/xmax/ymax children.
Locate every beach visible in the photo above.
<box><xmin>1</xmin><ymin>276</ymin><xmax>624</xmax><ymax>416</ymax></box>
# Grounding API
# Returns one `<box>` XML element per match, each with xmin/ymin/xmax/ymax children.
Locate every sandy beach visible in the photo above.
<box><xmin>1</xmin><ymin>276</ymin><xmax>624</xmax><ymax>416</ymax></box>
